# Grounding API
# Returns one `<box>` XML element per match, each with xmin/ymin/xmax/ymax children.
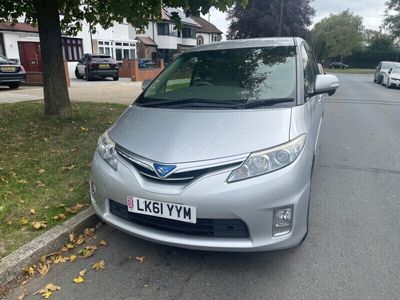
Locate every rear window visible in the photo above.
<box><xmin>92</xmin><ymin>56</ymin><xmax>113</xmax><ymax>63</ymax></box>
<box><xmin>141</xmin><ymin>46</ymin><xmax>297</xmax><ymax>105</ymax></box>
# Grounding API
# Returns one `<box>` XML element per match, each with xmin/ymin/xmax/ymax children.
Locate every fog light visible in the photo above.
<box><xmin>273</xmin><ymin>206</ymin><xmax>293</xmax><ymax>237</ymax></box>
<box><xmin>90</xmin><ymin>181</ymin><xmax>97</xmax><ymax>200</ymax></box>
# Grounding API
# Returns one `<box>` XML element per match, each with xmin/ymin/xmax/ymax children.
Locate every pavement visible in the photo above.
<box><xmin>5</xmin><ymin>74</ymin><xmax>400</xmax><ymax>299</ymax></box>
<box><xmin>0</xmin><ymin>78</ymin><xmax>142</xmax><ymax>105</ymax></box>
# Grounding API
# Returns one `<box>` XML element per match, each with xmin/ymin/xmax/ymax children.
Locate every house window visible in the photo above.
<box><xmin>97</xmin><ymin>40</ymin><xmax>137</xmax><ymax>61</ymax></box>
<box><xmin>62</xmin><ymin>37</ymin><xmax>83</xmax><ymax>61</ymax></box>
<box><xmin>0</xmin><ymin>33</ymin><xmax>5</xmax><ymax>56</ymax></box>
<box><xmin>182</xmin><ymin>28</ymin><xmax>196</xmax><ymax>39</ymax></box>
<box><xmin>197</xmin><ymin>35</ymin><xmax>204</xmax><ymax>46</ymax></box>
<box><xmin>157</xmin><ymin>23</ymin><xmax>170</xmax><ymax>36</ymax></box>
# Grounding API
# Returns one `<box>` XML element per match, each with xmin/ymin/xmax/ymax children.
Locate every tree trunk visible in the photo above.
<box><xmin>35</xmin><ymin>0</ymin><xmax>71</xmax><ymax>118</ymax></box>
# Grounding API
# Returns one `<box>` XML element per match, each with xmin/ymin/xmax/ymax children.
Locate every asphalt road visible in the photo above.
<box><xmin>7</xmin><ymin>74</ymin><xmax>400</xmax><ymax>299</ymax></box>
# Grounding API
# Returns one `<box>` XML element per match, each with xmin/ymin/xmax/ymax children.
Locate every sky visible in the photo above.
<box><xmin>204</xmin><ymin>0</ymin><xmax>386</xmax><ymax>39</ymax></box>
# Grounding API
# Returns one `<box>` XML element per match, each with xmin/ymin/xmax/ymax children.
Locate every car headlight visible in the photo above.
<box><xmin>97</xmin><ymin>130</ymin><xmax>118</xmax><ymax>170</ymax></box>
<box><xmin>227</xmin><ymin>134</ymin><xmax>306</xmax><ymax>183</ymax></box>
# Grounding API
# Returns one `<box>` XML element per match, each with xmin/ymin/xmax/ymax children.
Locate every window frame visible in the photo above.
<box><xmin>62</xmin><ymin>37</ymin><xmax>83</xmax><ymax>62</ymax></box>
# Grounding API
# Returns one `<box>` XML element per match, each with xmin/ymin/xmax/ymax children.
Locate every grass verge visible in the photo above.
<box><xmin>327</xmin><ymin>68</ymin><xmax>375</xmax><ymax>74</ymax></box>
<box><xmin>0</xmin><ymin>101</ymin><xmax>126</xmax><ymax>258</ymax></box>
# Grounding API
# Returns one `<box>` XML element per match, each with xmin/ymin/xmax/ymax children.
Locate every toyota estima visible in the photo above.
<box><xmin>90</xmin><ymin>37</ymin><xmax>339</xmax><ymax>251</ymax></box>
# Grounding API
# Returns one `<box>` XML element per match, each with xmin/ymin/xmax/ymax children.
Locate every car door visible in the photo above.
<box><xmin>301</xmin><ymin>43</ymin><xmax>323</xmax><ymax>159</ymax></box>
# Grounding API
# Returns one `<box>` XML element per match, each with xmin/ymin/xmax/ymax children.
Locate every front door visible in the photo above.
<box><xmin>18</xmin><ymin>42</ymin><xmax>42</xmax><ymax>72</ymax></box>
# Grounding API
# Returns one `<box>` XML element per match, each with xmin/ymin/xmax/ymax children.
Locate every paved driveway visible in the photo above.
<box><xmin>6</xmin><ymin>74</ymin><xmax>400</xmax><ymax>299</ymax></box>
<box><xmin>0</xmin><ymin>78</ymin><xmax>142</xmax><ymax>105</ymax></box>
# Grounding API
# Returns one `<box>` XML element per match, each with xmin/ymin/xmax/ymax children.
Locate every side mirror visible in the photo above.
<box><xmin>141</xmin><ymin>80</ymin><xmax>152</xmax><ymax>90</ymax></box>
<box><xmin>314</xmin><ymin>74</ymin><xmax>339</xmax><ymax>96</ymax></box>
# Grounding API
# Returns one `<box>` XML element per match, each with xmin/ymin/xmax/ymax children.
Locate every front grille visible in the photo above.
<box><xmin>109</xmin><ymin>200</ymin><xmax>249</xmax><ymax>238</ymax></box>
<box><xmin>115</xmin><ymin>144</ymin><xmax>241</xmax><ymax>184</ymax></box>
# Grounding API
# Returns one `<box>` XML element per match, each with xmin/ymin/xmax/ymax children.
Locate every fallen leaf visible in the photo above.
<box><xmin>33</xmin><ymin>283</ymin><xmax>60</xmax><ymax>296</ymax></box>
<box><xmin>135</xmin><ymin>256</ymin><xmax>145</xmax><ymax>263</ymax></box>
<box><xmin>68</xmin><ymin>255</ymin><xmax>77</xmax><ymax>262</ymax></box>
<box><xmin>52</xmin><ymin>256</ymin><xmax>66</xmax><ymax>264</ymax></box>
<box><xmin>31</xmin><ymin>221</ymin><xmax>47</xmax><ymax>230</ymax></box>
<box><xmin>52</xmin><ymin>214</ymin><xmax>66</xmax><ymax>220</ymax></box>
<box><xmin>69</xmin><ymin>233</ymin><xmax>76</xmax><ymax>242</ymax></box>
<box><xmin>83</xmin><ymin>227</ymin><xmax>95</xmax><ymax>236</ymax></box>
<box><xmin>24</xmin><ymin>266</ymin><xmax>35</xmax><ymax>277</ymax></box>
<box><xmin>80</xmin><ymin>126</ymin><xmax>89</xmax><ymax>131</ymax></box>
<box><xmin>73</xmin><ymin>276</ymin><xmax>85</xmax><ymax>284</ymax></box>
<box><xmin>79</xmin><ymin>269</ymin><xmax>87</xmax><ymax>277</ymax></box>
<box><xmin>17</xmin><ymin>179</ymin><xmax>28</xmax><ymax>184</ymax></box>
<box><xmin>17</xmin><ymin>292</ymin><xmax>25</xmax><ymax>300</ymax></box>
<box><xmin>42</xmin><ymin>291</ymin><xmax>52</xmax><ymax>299</ymax></box>
<box><xmin>29</xmin><ymin>208</ymin><xmax>36</xmax><ymax>215</ymax></box>
<box><xmin>98</xmin><ymin>240</ymin><xmax>108</xmax><ymax>247</ymax></box>
<box><xmin>78</xmin><ymin>246</ymin><xmax>97</xmax><ymax>258</ymax></box>
<box><xmin>20</xmin><ymin>217</ymin><xmax>29</xmax><ymax>225</ymax></box>
<box><xmin>37</xmin><ymin>263</ymin><xmax>50</xmax><ymax>277</ymax></box>
<box><xmin>38</xmin><ymin>169</ymin><xmax>46</xmax><ymax>174</ymax></box>
<box><xmin>76</xmin><ymin>234</ymin><xmax>85</xmax><ymax>245</ymax></box>
<box><xmin>66</xmin><ymin>203</ymin><xmax>85</xmax><ymax>214</ymax></box>
<box><xmin>36</xmin><ymin>181</ymin><xmax>46</xmax><ymax>188</ymax></box>
<box><xmin>62</xmin><ymin>164</ymin><xmax>75</xmax><ymax>171</ymax></box>
<box><xmin>92</xmin><ymin>260</ymin><xmax>105</xmax><ymax>271</ymax></box>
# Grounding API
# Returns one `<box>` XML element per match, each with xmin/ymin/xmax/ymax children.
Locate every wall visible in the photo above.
<box><xmin>130</xmin><ymin>59</ymin><xmax>164</xmax><ymax>81</ymax></box>
<box><xmin>2</xmin><ymin>31</ymin><xmax>39</xmax><ymax>60</ymax></box>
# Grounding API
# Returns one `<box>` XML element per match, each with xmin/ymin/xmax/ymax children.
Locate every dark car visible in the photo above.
<box><xmin>329</xmin><ymin>62</ymin><xmax>349</xmax><ymax>69</ymax></box>
<box><xmin>374</xmin><ymin>61</ymin><xmax>400</xmax><ymax>84</ymax></box>
<box><xmin>0</xmin><ymin>55</ymin><xmax>26</xmax><ymax>89</ymax></box>
<box><xmin>75</xmin><ymin>54</ymin><xmax>119</xmax><ymax>81</ymax></box>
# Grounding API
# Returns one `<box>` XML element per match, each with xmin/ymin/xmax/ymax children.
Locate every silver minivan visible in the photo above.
<box><xmin>90</xmin><ymin>37</ymin><xmax>339</xmax><ymax>251</ymax></box>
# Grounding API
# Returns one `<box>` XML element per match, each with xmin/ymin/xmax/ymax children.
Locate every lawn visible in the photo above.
<box><xmin>0</xmin><ymin>101</ymin><xmax>126</xmax><ymax>258</ymax></box>
<box><xmin>327</xmin><ymin>68</ymin><xmax>375</xmax><ymax>74</ymax></box>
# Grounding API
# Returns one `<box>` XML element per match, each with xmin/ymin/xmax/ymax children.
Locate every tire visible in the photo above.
<box><xmin>75</xmin><ymin>68</ymin><xmax>83</xmax><ymax>79</ymax></box>
<box><xmin>85</xmin><ymin>69</ymin><xmax>92</xmax><ymax>81</ymax></box>
<box><xmin>113</xmin><ymin>75</ymin><xmax>119</xmax><ymax>81</ymax></box>
<box><xmin>7</xmin><ymin>82</ymin><xmax>20</xmax><ymax>89</ymax></box>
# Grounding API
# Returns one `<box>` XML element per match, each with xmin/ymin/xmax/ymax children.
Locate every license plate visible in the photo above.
<box><xmin>98</xmin><ymin>64</ymin><xmax>109</xmax><ymax>69</ymax></box>
<box><xmin>127</xmin><ymin>196</ymin><xmax>196</xmax><ymax>224</ymax></box>
<box><xmin>1</xmin><ymin>66</ymin><xmax>16</xmax><ymax>72</ymax></box>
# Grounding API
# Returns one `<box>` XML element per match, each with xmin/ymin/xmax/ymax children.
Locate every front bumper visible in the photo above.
<box><xmin>389</xmin><ymin>79</ymin><xmax>400</xmax><ymax>87</ymax></box>
<box><xmin>90</xmin><ymin>149</ymin><xmax>312</xmax><ymax>252</ymax></box>
<box><xmin>0</xmin><ymin>73</ymin><xmax>26</xmax><ymax>84</ymax></box>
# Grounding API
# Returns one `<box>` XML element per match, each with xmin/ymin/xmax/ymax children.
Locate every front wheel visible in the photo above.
<box><xmin>7</xmin><ymin>82</ymin><xmax>20</xmax><ymax>89</ymax></box>
<box><xmin>85</xmin><ymin>69</ymin><xmax>92</xmax><ymax>81</ymax></box>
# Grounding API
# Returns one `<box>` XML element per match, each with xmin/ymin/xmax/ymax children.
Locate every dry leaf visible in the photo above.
<box><xmin>79</xmin><ymin>246</ymin><xmax>96</xmax><ymax>258</ymax></box>
<box><xmin>80</xmin><ymin>126</ymin><xmax>89</xmax><ymax>131</ymax></box>
<box><xmin>36</xmin><ymin>181</ymin><xmax>46</xmax><ymax>188</ymax></box>
<box><xmin>29</xmin><ymin>209</ymin><xmax>36</xmax><ymax>215</ymax></box>
<box><xmin>73</xmin><ymin>276</ymin><xmax>85</xmax><ymax>284</ymax></box>
<box><xmin>52</xmin><ymin>256</ymin><xmax>66</xmax><ymax>264</ymax></box>
<box><xmin>66</xmin><ymin>203</ymin><xmax>84</xmax><ymax>214</ymax></box>
<box><xmin>76</xmin><ymin>234</ymin><xmax>85</xmax><ymax>245</ymax></box>
<box><xmin>69</xmin><ymin>233</ymin><xmax>76</xmax><ymax>242</ymax></box>
<box><xmin>20</xmin><ymin>217</ymin><xmax>29</xmax><ymax>225</ymax></box>
<box><xmin>79</xmin><ymin>269</ymin><xmax>87</xmax><ymax>277</ymax></box>
<box><xmin>98</xmin><ymin>240</ymin><xmax>108</xmax><ymax>247</ymax></box>
<box><xmin>31</xmin><ymin>221</ymin><xmax>47</xmax><ymax>230</ymax></box>
<box><xmin>17</xmin><ymin>292</ymin><xmax>25</xmax><ymax>300</ymax></box>
<box><xmin>62</xmin><ymin>164</ymin><xmax>75</xmax><ymax>171</ymax></box>
<box><xmin>135</xmin><ymin>256</ymin><xmax>145</xmax><ymax>263</ymax></box>
<box><xmin>44</xmin><ymin>284</ymin><xmax>61</xmax><ymax>292</ymax></box>
<box><xmin>83</xmin><ymin>227</ymin><xmax>95</xmax><ymax>236</ymax></box>
<box><xmin>24</xmin><ymin>266</ymin><xmax>35</xmax><ymax>277</ymax></box>
<box><xmin>17</xmin><ymin>179</ymin><xmax>28</xmax><ymax>184</ymax></box>
<box><xmin>37</xmin><ymin>263</ymin><xmax>50</xmax><ymax>277</ymax></box>
<box><xmin>68</xmin><ymin>255</ymin><xmax>78</xmax><ymax>262</ymax></box>
<box><xmin>38</xmin><ymin>169</ymin><xmax>46</xmax><ymax>174</ymax></box>
<box><xmin>52</xmin><ymin>214</ymin><xmax>66</xmax><ymax>220</ymax></box>
<box><xmin>92</xmin><ymin>260</ymin><xmax>105</xmax><ymax>271</ymax></box>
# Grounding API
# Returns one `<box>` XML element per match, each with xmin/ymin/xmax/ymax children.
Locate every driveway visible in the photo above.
<box><xmin>6</xmin><ymin>74</ymin><xmax>400</xmax><ymax>299</ymax></box>
<box><xmin>0</xmin><ymin>78</ymin><xmax>142</xmax><ymax>105</ymax></box>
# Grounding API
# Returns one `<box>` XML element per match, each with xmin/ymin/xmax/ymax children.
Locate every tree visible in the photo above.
<box><xmin>0</xmin><ymin>0</ymin><xmax>243</xmax><ymax>118</ymax></box>
<box><xmin>385</xmin><ymin>0</ymin><xmax>400</xmax><ymax>36</ymax></box>
<box><xmin>227</xmin><ymin>0</ymin><xmax>315</xmax><ymax>40</ymax></box>
<box><xmin>311</xmin><ymin>10</ymin><xmax>363</xmax><ymax>61</ymax></box>
<box><xmin>367</xmin><ymin>32</ymin><xmax>394</xmax><ymax>51</ymax></box>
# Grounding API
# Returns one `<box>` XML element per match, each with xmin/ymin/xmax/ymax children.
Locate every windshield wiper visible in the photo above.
<box><xmin>137</xmin><ymin>98</ymin><xmax>243</xmax><ymax>108</ymax></box>
<box><xmin>236</xmin><ymin>98</ymin><xmax>294</xmax><ymax>108</ymax></box>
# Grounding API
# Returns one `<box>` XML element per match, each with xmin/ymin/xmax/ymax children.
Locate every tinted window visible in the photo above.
<box><xmin>141</xmin><ymin>46</ymin><xmax>297</xmax><ymax>106</ymax></box>
<box><xmin>91</xmin><ymin>56</ymin><xmax>113</xmax><ymax>63</ymax></box>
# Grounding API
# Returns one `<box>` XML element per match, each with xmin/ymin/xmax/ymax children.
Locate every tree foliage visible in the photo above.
<box><xmin>0</xmin><ymin>0</ymin><xmax>244</xmax><ymax>118</ymax></box>
<box><xmin>385</xmin><ymin>0</ymin><xmax>400</xmax><ymax>36</ymax></box>
<box><xmin>311</xmin><ymin>10</ymin><xmax>363</xmax><ymax>61</ymax></box>
<box><xmin>227</xmin><ymin>0</ymin><xmax>315</xmax><ymax>40</ymax></box>
<box><xmin>367</xmin><ymin>32</ymin><xmax>394</xmax><ymax>52</ymax></box>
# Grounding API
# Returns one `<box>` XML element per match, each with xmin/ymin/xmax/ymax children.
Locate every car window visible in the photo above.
<box><xmin>142</xmin><ymin>46</ymin><xmax>297</xmax><ymax>106</ymax></box>
<box><xmin>301</xmin><ymin>44</ymin><xmax>318</xmax><ymax>99</ymax></box>
<box><xmin>92</xmin><ymin>56</ymin><xmax>113</xmax><ymax>63</ymax></box>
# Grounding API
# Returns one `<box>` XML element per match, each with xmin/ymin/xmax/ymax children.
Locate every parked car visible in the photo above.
<box><xmin>138</xmin><ymin>59</ymin><xmax>157</xmax><ymax>69</ymax></box>
<box><xmin>329</xmin><ymin>61</ymin><xmax>349</xmax><ymax>69</ymax></box>
<box><xmin>90</xmin><ymin>37</ymin><xmax>339</xmax><ymax>252</ymax></box>
<box><xmin>374</xmin><ymin>61</ymin><xmax>400</xmax><ymax>84</ymax></box>
<box><xmin>383</xmin><ymin>67</ymin><xmax>400</xmax><ymax>88</ymax></box>
<box><xmin>0</xmin><ymin>55</ymin><xmax>26</xmax><ymax>89</ymax></box>
<box><xmin>75</xmin><ymin>54</ymin><xmax>119</xmax><ymax>81</ymax></box>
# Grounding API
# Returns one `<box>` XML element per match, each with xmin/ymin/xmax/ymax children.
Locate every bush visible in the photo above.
<box><xmin>323</xmin><ymin>50</ymin><xmax>400</xmax><ymax>68</ymax></box>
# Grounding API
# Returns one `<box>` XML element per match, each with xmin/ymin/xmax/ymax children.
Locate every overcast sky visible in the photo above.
<box><xmin>204</xmin><ymin>0</ymin><xmax>386</xmax><ymax>39</ymax></box>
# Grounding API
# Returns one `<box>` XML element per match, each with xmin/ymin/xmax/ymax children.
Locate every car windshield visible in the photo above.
<box><xmin>391</xmin><ymin>67</ymin><xmax>400</xmax><ymax>74</ymax></box>
<box><xmin>382</xmin><ymin>62</ymin><xmax>400</xmax><ymax>69</ymax></box>
<box><xmin>139</xmin><ymin>46</ymin><xmax>296</xmax><ymax>108</ymax></box>
<box><xmin>92</xmin><ymin>56</ymin><xmax>113</xmax><ymax>63</ymax></box>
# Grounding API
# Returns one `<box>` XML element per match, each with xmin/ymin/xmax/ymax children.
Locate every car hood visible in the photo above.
<box><xmin>109</xmin><ymin>105</ymin><xmax>292</xmax><ymax>163</ymax></box>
